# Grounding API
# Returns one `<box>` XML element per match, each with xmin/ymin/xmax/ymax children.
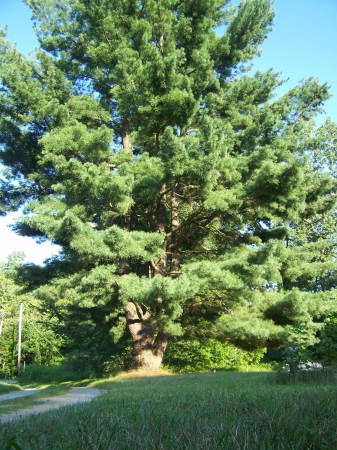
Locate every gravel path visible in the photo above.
<box><xmin>0</xmin><ymin>387</ymin><xmax>105</xmax><ymax>423</ymax></box>
<box><xmin>0</xmin><ymin>389</ymin><xmax>42</xmax><ymax>402</ymax></box>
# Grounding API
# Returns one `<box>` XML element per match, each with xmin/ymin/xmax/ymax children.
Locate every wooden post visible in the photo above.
<box><xmin>17</xmin><ymin>303</ymin><xmax>23</xmax><ymax>379</ymax></box>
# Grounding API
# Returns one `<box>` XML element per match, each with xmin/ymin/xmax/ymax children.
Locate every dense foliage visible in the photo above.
<box><xmin>315</xmin><ymin>313</ymin><xmax>337</xmax><ymax>366</ymax></box>
<box><xmin>164</xmin><ymin>338</ymin><xmax>265</xmax><ymax>373</ymax></box>
<box><xmin>0</xmin><ymin>257</ymin><xmax>61</xmax><ymax>377</ymax></box>
<box><xmin>1</xmin><ymin>0</ymin><xmax>337</xmax><ymax>370</ymax></box>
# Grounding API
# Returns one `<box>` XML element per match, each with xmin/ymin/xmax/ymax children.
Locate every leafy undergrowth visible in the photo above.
<box><xmin>0</xmin><ymin>371</ymin><xmax>336</xmax><ymax>449</ymax></box>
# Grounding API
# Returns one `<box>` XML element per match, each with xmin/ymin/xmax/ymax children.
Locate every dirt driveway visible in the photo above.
<box><xmin>0</xmin><ymin>387</ymin><xmax>105</xmax><ymax>423</ymax></box>
<box><xmin>0</xmin><ymin>388</ymin><xmax>42</xmax><ymax>402</ymax></box>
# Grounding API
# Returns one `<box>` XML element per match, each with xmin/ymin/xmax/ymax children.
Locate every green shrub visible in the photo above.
<box><xmin>164</xmin><ymin>338</ymin><xmax>265</xmax><ymax>373</ymax></box>
<box><xmin>316</xmin><ymin>314</ymin><xmax>337</xmax><ymax>366</ymax></box>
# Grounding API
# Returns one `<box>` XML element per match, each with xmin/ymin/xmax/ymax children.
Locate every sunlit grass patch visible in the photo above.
<box><xmin>113</xmin><ymin>368</ymin><xmax>172</xmax><ymax>380</ymax></box>
<box><xmin>0</xmin><ymin>382</ymin><xmax>21</xmax><ymax>395</ymax></box>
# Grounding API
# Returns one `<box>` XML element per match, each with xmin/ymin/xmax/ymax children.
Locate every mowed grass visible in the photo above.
<box><xmin>0</xmin><ymin>382</ymin><xmax>21</xmax><ymax>395</ymax></box>
<box><xmin>0</xmin><ymin>371</ymin><xmax>336</xmax><ymax>449</ymax></box>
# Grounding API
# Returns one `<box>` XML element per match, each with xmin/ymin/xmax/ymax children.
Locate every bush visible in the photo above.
<box><xmin>274</xmin><ymin>346</ymin><xmax>336</xmax><ymax>384</ymax></box>
<box><xmin>163</xmin><ymin>338</ymin><xmax>265</xmax><ymax>373</ymax></box>
<box><xmin>316</xmin><ymin>314</ymin><xmax>337</xmax><ymax>365</ymax></box>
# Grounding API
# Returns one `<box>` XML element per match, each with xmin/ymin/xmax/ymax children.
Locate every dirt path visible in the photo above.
<box><xmin>0</xmin><ymin>388</ymin><xmax>42</xmax><ymax>402</ymax></box>
<box><xmin>0</xmin><ymin>387</ymin><xmax>105</xmax><ymax>423</ymax></box>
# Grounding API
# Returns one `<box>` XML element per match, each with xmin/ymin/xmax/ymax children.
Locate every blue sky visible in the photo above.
<box><xmin>0</xmin><ymin>0</ymin><xmax>337</xmax><ymax>264</ymax></box>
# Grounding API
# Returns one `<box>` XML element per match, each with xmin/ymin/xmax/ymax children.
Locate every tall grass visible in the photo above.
<box><xmin>0</xmin><ymin>382</ymin><xmax>20</xmax><ymax>395</ymax></box>
<box><xmin>275</xmin><ymin>366</ymin><xmax>337</xmax><ymax>384</ymax></box>
<box><xmin>0</xmin><ymin>371</ymin><xmax>336</xmax><ymax>449</ymax></box>
<box><xmin>20</xmin><ymin>364</ymin><xmax>91</xmax><ymax>384</ymax></box>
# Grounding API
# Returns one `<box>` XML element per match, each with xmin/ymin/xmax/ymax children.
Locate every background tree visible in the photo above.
<box><xmin>0</xmin><ymin>0</ymin><xmax>336</xmax><ymax>370</ymax></box>
<box><xmin>315</xmin><ymin>313</ymin><xmax>337</xmax><ymax>366</ymax></box>
<box><xmin>0</xmin><ymin>256</ymin><xmax>61</xmax><ymax>376</ymax></box>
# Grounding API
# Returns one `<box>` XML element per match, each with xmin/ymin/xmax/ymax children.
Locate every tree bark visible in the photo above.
<box><xmin>122</xmin><ymin>130</ymin><xmax>132</xmax><ymax>152</ymax></box>
<box><xmin>170</xmin><ymin>186</ymin><xmax>180</xmax><ymax>277</ymax></box>
<box><xmin>124</xmin><ymin>301</ymin><xmax>168</xmax><ymax>370</ymax></box>
<box><xmin>120</xmin><ymin>128</ymin><xmax>132</xmax><ymax>272</ymax></box>
<box><xmin>156</xmin><ymin>184</ymin><xmax>168</xmax><ymax>274</ymax></box>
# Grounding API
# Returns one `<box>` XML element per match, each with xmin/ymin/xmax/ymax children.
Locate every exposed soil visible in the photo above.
<box><xmin>0</xmin><ymin>387</ymin><xmax>105</xmax><ymax>423</ymax></box>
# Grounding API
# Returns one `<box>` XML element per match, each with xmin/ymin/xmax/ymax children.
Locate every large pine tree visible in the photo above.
<box><xmin>1</xmin><ymin>0</ymin><xmax>336</xmax><ymax>369</ymax></box>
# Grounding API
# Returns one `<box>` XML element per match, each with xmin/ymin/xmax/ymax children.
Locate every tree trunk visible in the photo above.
<box><xmin>170</xmin><ymin>187</ymin><xmax>180</xmax><ymax>277</ymax></box>
<box><xmin>124</xmin><ymin>301</ymin><xmax>168</xmax><ymax>370</ymax></box>
<box><xmin>120</xmin><ymin>128</ymin><xmax>132</xmax><ymax>271</ymax></box>
<box><xmin>122</xmin><ymin>130</ymin><xmax>132</xmax><ymax>152</ymax></box>
<box><xmin>156</xmin><ymin>184</ymin><xmax>168</xmax><ymax>274</ymax></box>
<box><xmin>131</xmin><ymin>331</ymin><xmax>168</xmax><ymax>370</ymax></box>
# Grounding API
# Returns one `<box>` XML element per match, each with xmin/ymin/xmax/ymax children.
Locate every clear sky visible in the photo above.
<box><xmin>0</xmin><ymin>0</ymin><xmax>336</xmax><ymax>265</ymax></box>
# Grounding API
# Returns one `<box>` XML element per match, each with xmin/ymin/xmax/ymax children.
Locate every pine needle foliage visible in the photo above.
<box><xmin>1</xmin><ymin>0</ymin><xmax>337</xmax><ymax>369</ymax></box>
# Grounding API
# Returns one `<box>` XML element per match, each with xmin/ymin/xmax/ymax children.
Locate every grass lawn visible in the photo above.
<box><xmin>0</xmin><ymin>371</ymin><xmax>336</xmax><ymax>449</ymax></box>
<box><xmin>0</xmin><ymin>382</ymin><xmax>21</xmax><ymax>395</ymax></box>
